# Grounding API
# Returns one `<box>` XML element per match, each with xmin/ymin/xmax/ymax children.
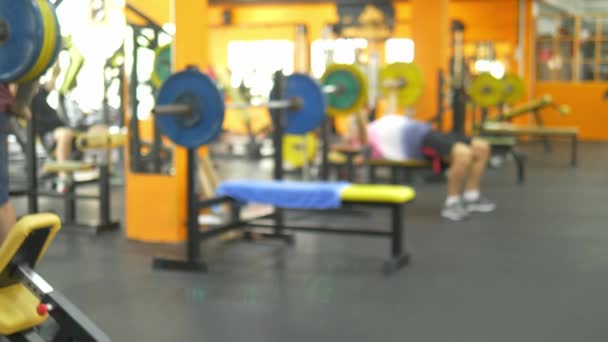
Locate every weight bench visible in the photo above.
<box><xmin>16</xmin><ymin>161</ymin><xmax>120</xmax><ymax>234</ymax></box>
<box><xmin>482</xmin><ymin>123</ymin><xmax>579</xmax><ymax>167</ymax></box>
<box><xmin>0</xmin><ymin>213</ymin><xmax>110</xmax><ymax>341</ymax></box>
<box><xmin>330</xmin><ymin>136</ymin><xmax>527</xmax><ymax>185</ymax></box>
<box><xmin>154</xmin><ymin>180</ymin><xmax>416</xmax><ymax>274</ymax></box>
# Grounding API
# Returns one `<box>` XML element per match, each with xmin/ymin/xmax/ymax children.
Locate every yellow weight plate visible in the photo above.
<box><xmin>18</xmin><ymin>0</ymin><xmax>56</xmax><ymax>83</ymax></box>
<box><xmin>502</xmin><ymin>73</ymin><xmax>525</xmax><ymax>105</ymax></box>
<box><xmin>283</xmin><ymin>133</ymin><xmax>318</xmax><ymax>168</ymax></box>
<box><xmin>379</xmin><ymin>62</ymin><xmax>424</xmax><ymax>107</ymax></box>
<box><xmin>468</xmin><ymin>73</ymin><xmax>504</xmax><ymax>108</ymax></box>
<box><xmin>322</xmin><ymin>63</ymin><xmax>368</xmax><ymax>117</ymax></box>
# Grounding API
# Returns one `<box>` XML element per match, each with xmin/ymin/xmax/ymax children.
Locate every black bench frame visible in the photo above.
<box><xmin>153</xmin><ymin>149</ymin><xmax>410</xmax><ymax>274</ymax></box>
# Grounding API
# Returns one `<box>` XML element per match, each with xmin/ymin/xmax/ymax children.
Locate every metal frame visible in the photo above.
<box><xmin>153</xmin><ymin>71</ymin><xmax>411</xmax><ymax>274</ymax></box>
<box><xmin>11</xmin><ymin>113</ymin><xmax>120</xmax><ymax>235</ymax></box>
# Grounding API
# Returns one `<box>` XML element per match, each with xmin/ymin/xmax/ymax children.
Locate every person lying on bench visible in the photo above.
<box><xmin>365</xmin><ymin>114</ymin><xmax>496</xmax><ymax>221</ymax></box>
<box><xmin>31</xmin><ymin>64</ymin><xmax>108</xmax><ymax>192</ymax></box>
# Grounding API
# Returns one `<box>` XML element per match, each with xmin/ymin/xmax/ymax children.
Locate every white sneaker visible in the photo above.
<box><xmin>441</xmin><ymin>201</ymin><xmax>470</xmax><ymax>221</ymax></box>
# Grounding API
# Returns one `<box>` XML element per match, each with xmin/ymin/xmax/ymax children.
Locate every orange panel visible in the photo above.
<box><xmin>411</xmin><ymin>0</ymin><xmax>449</xmax><ymax>120</ymax></box>
<box><xmin>125</xmin><ymin>0</ymin><xmax>171</xmax><ymax>26</ymax></box>
<box><xmin>535</xmin><ymin>83</ymin><xmax>608</xmax><ymax>140</ymax></box>
<box><xmin>126</xmin><ymin>0</ymin><xmax>209</xmax><ymax>243</ymax></box>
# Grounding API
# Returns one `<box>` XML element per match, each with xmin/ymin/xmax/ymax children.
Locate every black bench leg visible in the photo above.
<box><xmin>346</xmin><ymin>156</ymin><xmax>355</xmax><ymax>182</ymax></box>
<box><xmin>511</xmin><ymin>150</ymin><xmax>525</xmax><ymax>185</ymax></box>
<box><xmin>390</xmin><ymin>167</ymin><xmax>399</xmax><ymax>184</ymax></box>
<box><xmin>384</xmin><ymin>204</ymin><xmax>410</xmax><ymax>274</ymax></box>
<box><xmin>571</xmin><ymin>135</ymin><xmax>578</xmax><ymax>167</ymax></box>
<box><xmin>369</xmin><ymin>165</ymin><xmax>377</xmax><ymax>183</ymax></box>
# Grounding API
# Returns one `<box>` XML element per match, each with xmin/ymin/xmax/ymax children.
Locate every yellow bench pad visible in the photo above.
<box><xmin>43</xmin><ymin>161</ymin><xmax>96</xmax><ymax>173</ymax></box>
<box><xmin>0</xmin><ymin>284</ymin><xmax>47</xmax><ymax>335</ymax></box>
<box><xmin>482</xmin><ymin>123</ymin><xmax>579</xmax><ymax>136</ymax></box>
<box><xmin>0</xmin><ymin>214</ymin><xmax>61</xmax><ymax>335</ymax></box>
<box><xmin>341</xmin><ymin>185</ymin><xmax>416</xmax><ymax>204</ymax></box>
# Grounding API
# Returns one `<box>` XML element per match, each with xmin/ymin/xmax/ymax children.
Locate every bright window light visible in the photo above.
<box><xmin>228</xmin><ymin>40</ymin><xmax>294</xmax><ymax>98</ymax></box>
<box><xmin>310</xmin><ymin>38</ymin><xmax>368</xmax><ymax>78</ymax></box>
<box><xmin>385</xmin><ymin>38</ymin><xmax>415</xmax><ymax>63</ymax></box>
<box><xmin>474</xmin><ymin>60</ymin><xmax>506</xmax><ymax>79</ymax></box>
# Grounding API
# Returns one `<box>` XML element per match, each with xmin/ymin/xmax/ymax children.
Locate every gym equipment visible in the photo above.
<box><xmin>468</xmin><ymin>73</ymin><xmax>504</xmax><ymax>108</ymax></box>
<box><xmin>450</xmin><ymin>20</ymin><xmax>467</xmax><ymax>134</ymax></box>
<box><xmin>150</xmin><ymin>69</ymin><xmax>415</xmax><ymax>274</ymax></box>
<box><xmin>379</xmin><ymin>62</ymin><xmax>424</xmax><ymax>107</ymax></box>
<box><xmin>0</xmin><ymin>213</ymin><xmax>110</xmax><ymax>341</ymax></box>
<box><xmin>0</xmin><ymin>0</ymin><xmax>60</xmax><ymax>83</ymax></box>
<box><xmin>75</xmin><ymin>130</ymin><xmax>127</xmax><ymax>150</ymax></box>
<box><xmin>154</xmin><ymin>66</ymin><xmax>368</xmax><ymax>148</ymax></box>
<box><xmin>11</xmin><ymin>121</ymin><xmax>124</xmax><ymax>234</ymax></box>
<box><xmin>150</xmin><ymin>44</ymin><xmax>171</xmax><ymax>88</ymax></box>
<box><xmin>283</xmin><ymin>134</ymin><xmax>318</xmax><ymax>168</ymax></box>
<box><xmin>59</xmin><ymin>39</ymin><xmax>85</xmax><ymax>95</ymax></box>
<box><xmin>321</xmin><ymin>63</ymin><xmax>368</xmax><ymax>116</ymax></box>
<box><xmin>499</xmin><ymin>95</ymin><xmax>570</xmax><ymax>122</ymax></box>
<box><xmin>480</xmin><ymin>94</ymin><xmax>577</xmax><ymax>166</ymax></box>
<box><xmin>482</xmin><ymin>122</ymin><xmax>578</xmax><ymax>167</ymax></box>
<box><xmin>126</xmin><ymin>6</ymin><xmax>175</xmax><ymax>175</ymax></box>
<box><xmin>502</xmin><ymin>73</ymin><xmax>525</xmax><ymax>105</ymax></box>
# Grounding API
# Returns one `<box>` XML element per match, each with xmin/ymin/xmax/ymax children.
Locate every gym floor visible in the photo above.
<box><xmin>12</xmin><ymin>141</ymin><xmax>608</xmax><ymax>342</ymax></box>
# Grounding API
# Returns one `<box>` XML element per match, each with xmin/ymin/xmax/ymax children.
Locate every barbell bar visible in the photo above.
<box><xmin>153</xmin><ymin>66</ymin><xmax>361</xmax><ymax>148</ymax></box>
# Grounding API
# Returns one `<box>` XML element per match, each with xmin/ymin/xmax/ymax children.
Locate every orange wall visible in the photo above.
<box><xmin>450</xmin><ymin>0</ymin><xmax>519</xmax><ymax>43</ymax></box>
<box><xmin>535</xmin><ymin>83</ymin><xmax>608</xmax><ymax>141</ymax></box>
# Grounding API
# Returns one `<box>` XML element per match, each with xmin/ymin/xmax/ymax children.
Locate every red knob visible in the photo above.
<box><xmin>36</xmin><ymin>304</ymin><xmax>49</xmax><ymax>316</ymax></box>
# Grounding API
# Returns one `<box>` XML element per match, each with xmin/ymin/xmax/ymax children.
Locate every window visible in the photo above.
<box><xmin>385</xmin><ymin>38</ymin><xmax>414</xmax><ymax>63</ymax></box>
<box><xmin>310</xmin><ymin>39</ymin><xmax>367</xmax><ymax>78</ymax></box>
<box><xmin>227</xmin><ymin>40</ymin><xmax>294</xmax><ymax>99</ymax></box>
<box><xmin>535</xmin><ymin>2</ymin><xmax>608</xmax><ymax>82</ymax></box>
<box><xmin>535</xmin><ymin>13</ymin><xmax>575</xmax><ymax>81</ymax></box>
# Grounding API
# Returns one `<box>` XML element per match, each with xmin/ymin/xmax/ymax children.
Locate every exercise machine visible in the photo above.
<box><xmin>0</xmin><ymin>214</ymin><xmax>110</xmax><ymax>341</ymax></box>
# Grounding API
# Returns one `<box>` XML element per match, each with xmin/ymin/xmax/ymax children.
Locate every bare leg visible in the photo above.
<box><xmin>53</xmin><ymin>127</ymin><xmax>74</xmax><ymax>180</ymax></box>
<box><xmin>465</xmin><ymin>138</ymin><xmax>491</xmax><ymax>191</ymax></box>
<box><xmin>447</xmin><ymin>143</ymin><xmax>473</xmax><ymax>197</ymax></box>
<box><xmin>0</xmin><ymin>202</ymin><xmax>16</xmax><ymax>246</ymax></box>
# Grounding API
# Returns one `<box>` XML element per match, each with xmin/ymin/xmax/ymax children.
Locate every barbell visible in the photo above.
<box><xmin>153</xmin><ymin>64</ymin><xmax>371</xmax><ymax>148</ymax></box>
<box><xmin>468</xmin><ymin>72</ymin><xmax>526</xmax><ymax>108</ymax></box>
<box><xmin>0</xmin><ymin>0</ymin><xmax>61</xmax><ymax>83</ymax></box>
<box><xmin>379</xmin><ymin>62</ymin><xmax>425</xmax><ymax>107</ymax></box>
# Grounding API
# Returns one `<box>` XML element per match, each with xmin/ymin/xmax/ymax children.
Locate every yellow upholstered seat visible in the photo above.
<box><xmin>0</xmin><ymin>284</ymin><xmax>47</xmax><ymax>335</ymax></box>
<box><xmin>0</xmin><ymin>213</ymin><xmax>62</xmax><ymax>335</ymax></box>
<box><xmin>43</xmin><ymin>161</ymin><xmax>96</xmax><ymax>173</ymax></box>
<box><xmin>341</xmin><ymin>185</ymin><xmax>416</xmax><ymax>204</ymax></box>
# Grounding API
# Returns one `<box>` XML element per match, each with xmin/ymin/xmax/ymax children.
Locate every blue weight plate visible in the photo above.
<box><xmin>284</xmin><ymin>73</ymin><xmax>326</xmax><ymax>134</ymax></box>
<box><xmin>156</xmin><ymin>68</ymin><xmax>225</xmax><ymax>148</ymax></box>
<box><xmin>0</xmin><ymin>0</ymin><xmax>44</xmax><ymax>82</ymax></box>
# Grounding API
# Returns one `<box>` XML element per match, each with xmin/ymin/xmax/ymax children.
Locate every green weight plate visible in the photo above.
<box><xmin>151</xmin><ymin>44</ymin><xmax>171</xmax><ymax>88</ymax></box>
<box><xmin>468</xmin><ymin>73</ymin><xmax>504</xmax><ymax>108</ymax></box>
<box><xmin>502</xmin><ymin>73</ymin><xmax>525</xmax><ymax>105</ymax></box>
<box><xmin>379</xmin><ymin>62</ymin><xmax>424</xmax><ymax>107</ymax></box>
<box><xmin>322</xmin><ymin>63</ymin><xmax>367</xmax><ymax>117</ymax></box>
